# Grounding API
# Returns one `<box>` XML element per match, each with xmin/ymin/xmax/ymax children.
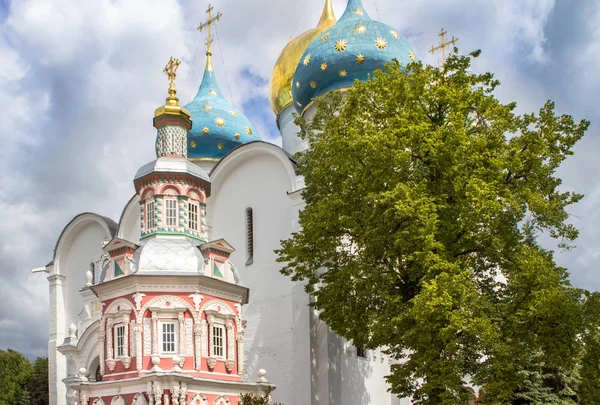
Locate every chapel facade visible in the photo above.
<box><xmin>40</xmin><ymin>1</ymin><xmax>421</xmax><ymax>404</ymax></box>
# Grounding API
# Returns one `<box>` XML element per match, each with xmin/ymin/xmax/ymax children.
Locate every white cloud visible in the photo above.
<box><xmin>0</xmin><ymin>0</ymin><xmax>598</xmax><ymax>359</ymax></box>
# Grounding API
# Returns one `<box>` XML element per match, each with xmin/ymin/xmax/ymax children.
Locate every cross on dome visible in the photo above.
<box><xmin>429</xmin><ymin>28</ymin><xmax>458</xmax><ymax>65</ymax></box>
<box><xmin>198</xmin><ymin>4</ymin><xmax>223</xmax><ymax>71</ymax></box>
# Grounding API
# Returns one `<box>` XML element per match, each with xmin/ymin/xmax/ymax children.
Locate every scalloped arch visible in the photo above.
<box><xmin>188</xmin><ymin>393</ymin><xmax>209</xmax><ymax>405</ymax></box>
<box><xmin>137</xmin><ymin>295</ymin><xmax>198</xmax><ymax>323</ymax></box>
<box><xmin>214</xmin><ymin>396</ymin><xmax>231</xmax><ymax>405</ymax></box>
<box><xmin>198</xmin><ymin>299</ymin><xmax>237</xmax><ymax>316</ymax></box>
<box><xmin>104</xmin><ymin>297</ymin><xmax>134</xmax><ymax>315</ymax></box>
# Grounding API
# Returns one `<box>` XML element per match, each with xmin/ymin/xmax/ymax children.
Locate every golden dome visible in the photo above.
<box><xmin>269</xmin><ymin>0</ymin><xmax>336</xmax><ymax>121</ymax></box>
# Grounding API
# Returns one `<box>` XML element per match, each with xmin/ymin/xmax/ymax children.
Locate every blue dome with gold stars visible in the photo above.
<box><xmin>292</xmin><ymin>0</ymin><xmax>415</xmax><ymax>113</ymax></box>
<box><xmin>185</xmin><ymin>57</ymin><xmax>259</xmax><ymax>162</ymax></box>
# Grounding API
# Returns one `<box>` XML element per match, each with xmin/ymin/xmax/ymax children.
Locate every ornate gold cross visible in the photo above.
<box><xmin>429</xmin><ymin>28</ymin><xmax>458</xmax><ymax>65</ymax></box>
<box><xmin>198</xmin><ymin>4</ymin><xmax>223</xmax><ymax>55</ymax></box>
<box><xmin>163</xmin><ymin>57</ymin><xmax>181</xmax><ymax>85</ymax></box>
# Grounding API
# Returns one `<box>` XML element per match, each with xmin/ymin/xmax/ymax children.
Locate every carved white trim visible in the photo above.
<box><xmin>188</xmin><ymin>394</ymin><xmax>208</xmax><ymax>405</ymax></box>
<box><xmin>198</xmin><ymin>299</ymin><xmax>236</xmax><ymax>317</ymax></box>
<box><xmin>194</xmin><ymin>324</ymin><xmax>202</xmax><ymax>371</ymax></box>
<box><xmin>132</xmin><ymin>292</ymin><xmax>146</xmax><ymax>311</ymax></box>
<box><xmin>185</xmin><ymin>319</ymin><xmax>193</xmax><ymax>356</ymax></box>
<box><xmin>200</xmin><ymin>320</ymin><xmax>208</xmax><ymax>358</ymax></box>
<box><xmin>111</xmin><ymin>396</ymin><xmax>125</xmax><ymax>405</ymax></box>
<box><xmin>226</xmin><ymin>319</ymin><xmax>235</xmax><ymax>364</ymax></box>
<box><xmin>137</xmin><ymin>295</ymin><xmax>198</xmax><ymax>323</ymax></box>
<box><xmin>104</xmin><ymin>298</ymin><xmax>134</xmax><ymax>315</ymax></box>
<box><xmin>143</xmin><ymin>319</ymin><xmax>152</xmax><ymax>356</ymax></box>
<box><xmin>188</xmin><ymin>293</ymin><xmax>204</xmax><ymax>312</ymax></box>
<box><xmin>132</xmin><ymin>393</ymin><xmax>148</xmax><ymax>405</ymax></box>
<box><xmin>91</xmin><ymin>398</ymin><xmax>105</xmax><ymax>405</ymax></box>
<box><xmin>94</xmin><ymin>283</ymin><xmax>244</xmax><ymax>303</ymax></box>
<box><xmin>178</xmin><ymin>312</ymin><xmax>185</xmax><ymax>364</ymax></box>
<box><xmin>213</xmin><ymin>396</ymin><xmax>231</xmax><ymax>405</ymax></box>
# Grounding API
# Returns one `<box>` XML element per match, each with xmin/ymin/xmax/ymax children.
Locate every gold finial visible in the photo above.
<box><xmin>198</xmin><ymin>4</ymin><xmax>223</xmax><ymax>72</ymax></box>
<box><xmin>317</xmin><ymin>0</ymin><xmax>336</xmax><ymax>30</ymax></box>
<box><xmin>154</xmin><ymin>56</ymin><xmax>190</xmax><ymax>118</ymax></box>
<box><xmin>429</xmin><ymin>28</ymin><xmax>458</xmax><ymax>65</ymax></box>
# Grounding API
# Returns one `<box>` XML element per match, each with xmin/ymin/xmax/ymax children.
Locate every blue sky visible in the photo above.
<box><xmin>1</xmin><ymin>0</ymin><xmax>599</xmax><ymax>359</ymax></box>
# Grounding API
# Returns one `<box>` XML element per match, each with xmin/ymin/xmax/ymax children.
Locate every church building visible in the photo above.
<box><xmin>37</xmin><ymin>0</ymin><xmax>419</xmax><ymax>404</ymax></box>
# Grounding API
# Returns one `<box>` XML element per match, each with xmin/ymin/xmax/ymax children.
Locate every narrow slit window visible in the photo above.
<box><xmin>188</xmin><ymin>202</ymin><xmax>199</xmax><ymax>231</ymax></box>
<box><xmin>115</xmin><ymin>325</ymin><xmax>126</xmax><ymax>358</ymax></box>
<box><xmin>146</xmin><ymin>200</ymin><xmax>156</xmax><ymax>230</ymax></box>
<box><xmin>245</xmin><ymin>207</ymin><xmax>254</xmax><ymax>265</ymax></box>
<box><xmin>165</xmin><ymin>199</ymin><xmax>178</xmax><ymax>227</ymax></box>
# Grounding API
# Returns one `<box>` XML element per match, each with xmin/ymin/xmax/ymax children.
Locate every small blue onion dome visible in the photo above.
<box><xmin>292</xmin><ymin>0</ymin><xmax>416</xmax><ymax>113</ymax></box>
<box><xmin>185</xmin><ymin>55</ymin><xmax>259</xmax><ymax>162</ymax></box>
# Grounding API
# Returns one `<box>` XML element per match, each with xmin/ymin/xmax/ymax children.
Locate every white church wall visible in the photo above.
<box><xmin>208</xmin><ymin>143</ymin><xmax>310</xmax><ymax>405</ymax></box>
<box><xmin>117</xmin><ymin>195</ymin><xmax>141</xmax><ymax>244</ymax></box>
<box><xmin>51</xmin><ymin>214</ymin><xmax>115</xmax><ymax>405</ymax></box>
<box><xmin>279</xmin><ymin>104</ymin><xmax>308</xmax><ymax>156</ymax></box>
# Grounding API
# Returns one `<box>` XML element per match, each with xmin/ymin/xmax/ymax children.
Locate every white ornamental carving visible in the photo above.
<box><xmin>104</xmin><ymin>298</ymin><xmax>134</xmax><ymax>314</ymax></box>
<box><xmin>188</xmin><ymin>293</ymin><xmax>204</xmax><ymax>312</ymax></box>
<box><xmin>137</xmin><ymin>295</ymin><xmax>197</xmax><ymax>323</ymax></box>
<box><xmin>227</xmin><ymin>319</ymin><xmax>235</xmax><ymax>362</ymax></box>
<box><xmin>91</xmin><ymin>398</ymin><xmax>106</xmax><ymax>405</ymax></box>
<box><xmin>187</xmin><ymin>394</ymin><xmax>208</xmax><ymax>405</ymax></box>
<box><xmin>185</xmin><ymin>319</ymin><xmax>193</xmax><ymax>356</ymax></box>
<box><xmin>111</xmin><ymin>396</ymin><xmax>125</xmax><ymax>405</ymax></box>
<box><xmin>200</xmin><ymin>320</ymin><xmax>208</xmax><ymax>358</ymax></box>
<box><xmin>198</xmin><ymin>299</ymin><xmax>236</xmax><ymax>316</ymax></box>
<box><xmin>132</xmin><ymin>393</ymin><xmax>148</xmax><ymax>405</ymax></box>
<box><xmin>144</xmin><ymin>319</ymin><xmax>152</xmax><ymax>356</ymax></box>
<box><xmin>132</xmin><ymin>292</ymin><xmax>146</xmax><ymax>311</ymax></box>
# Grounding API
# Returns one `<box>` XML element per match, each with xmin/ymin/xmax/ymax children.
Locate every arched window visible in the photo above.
<box><xmin>245</xmin><ymin>208</ymin><xmax>254</xmax><ymax>265</ymax></box>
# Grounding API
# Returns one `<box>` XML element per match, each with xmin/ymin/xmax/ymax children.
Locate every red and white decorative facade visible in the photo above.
<box><xmin>54</xmin><ymin>65</ymin><xmax>271</xmax><ymax>405</ymax></box>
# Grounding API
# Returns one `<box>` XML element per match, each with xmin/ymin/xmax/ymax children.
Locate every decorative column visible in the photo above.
<box><xmin>178</xmin><ymin>312</ymin><xmax>185</xmax><ymax>367</ymax></box>
<box><xmin>193</xmin><ymin>324</ymin><xmax>202</xmax><ymax>371</ymax></box>
<box><xmin>122</xmin><ymin>315</ymin><xmax>131</xmax><ymax>369</ymax></box>
<box><xmin>179</xmin><ymin>383</ymin><xmax>187</xmax><ymax>405</ymax></box>
<box><xmin>171</xmin><ymin>384</ymin><xmax>181</xmax><ymax>405</ymax></box>
<box><xmin>236</xmin><ymin>331</ymin><xmax>245</xmax><ymax>374</ymax></box>
<box><xmin>225</xmin><ymin>319</ymin><xmax>235</xmax><ymax>372</ymax></box>
<box><xmin>206</xmin><ymin>316</ymin><xmax>216</xmax><ymax>369</ymax></box>
<box><xmin>147</xmin><ymin>382</ymin><xmax>154</xmax><ymax>405</ymax></box>
<box><xmin>106</xmin><ymin>319</ymin><xmax>115</xmax><ymax>371</ymax></box>
<box><xmin>78</xmin><ymin>390</ymin><xmax>88</xmax><ymax>405</ymax></box>
<box><xmin>152</xmin><ymin>382</ymin><xmax>163</xmax><ymax>405</ymax></box>
<box><xmin>134</xmin><ymin>323</ymin><xmax>143</xmax><ymax>371</ymax></box>
<box><xmin>151</xmin><ymin>311</ymin><xmax>158</xmax><ymax>355</ymax></box>
<box><xmin>98</xmin><ymin>319</ymin><xmax>106</xmax><ymax>376</ymax></box>
<box><xmin>200</xmin><ymin>320</ymin><xmax>208</xmax><ymax>359</ymax></box>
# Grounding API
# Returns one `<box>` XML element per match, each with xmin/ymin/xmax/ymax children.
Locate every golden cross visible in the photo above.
<box><xmin>429</xmin><ymin>28</ymin><xmax>458</xmax><ymax>65</ymax></box>
<box><xmin>163</xmin><ymin>57</ymin><xmax>181</xmax><ymax>84</ymax></box>
<box><xmin>198</xmin><ymin>4</ymin><xmax>223</xmax><ymax>55</ymax></box>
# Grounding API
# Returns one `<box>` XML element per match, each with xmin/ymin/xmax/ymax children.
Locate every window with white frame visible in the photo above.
<box><xmin>188</xmin><ymin>202</ymin><xmax>199</xmax><ymax>231</ymax></box>
<box><xmin>212</xmin><ymin>324</ymin><xmax>225</xmax><ymax>359</ymax></box>
<box><xmin>114</xmin><ymin>324</ymin><xmax>126</xmax><ymax>358</ymax></box>
<box><xmin>165</xmin><ymin>199</ymin><xmax>178</xmax><ymax>227</ymax></box>
<box><xmin>160</xmin><ymin>321</ymin><xmax>177</xmax><ymax>354</ymax></box>
<box><xmin>146</xmin><ymin>200</ymin><xmax>156</xmax><ymax>230</ymax></box>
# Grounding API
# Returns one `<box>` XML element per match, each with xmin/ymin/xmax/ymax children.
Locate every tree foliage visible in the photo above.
<box><xmin>0</xmin><ymin>350</ymin><xmax>48</xmax><ymax>405</ymax></box>
<box><xmin>277</xmin><ymin>50</ymin><xmax>593</xmax><ymax>404</ymax></box>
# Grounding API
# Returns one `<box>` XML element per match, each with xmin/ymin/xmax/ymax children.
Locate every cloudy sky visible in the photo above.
<box><xmin>1</xmin><ymin>0</ymin><xmax>599</xmax><ymax>359</ymax></box>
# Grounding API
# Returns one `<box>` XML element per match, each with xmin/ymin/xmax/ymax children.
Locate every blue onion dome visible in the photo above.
<box><xmin>185</xmin><ymin>54</ymin><xmax>260</xmax><ymax>162</ymax></box>
<box><xmin>292</xmin><ymin>0</ymin><xmax>416</xmax><ymax>113</ymax></box>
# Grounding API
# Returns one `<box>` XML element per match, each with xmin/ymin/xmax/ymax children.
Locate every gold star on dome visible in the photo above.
<box><xmin>203</xmin><ymin>104</ymin><xmax>212</xmax><ymax>110</ymax></box>
<box><xmin>321</xmin><ymin>33</ymin><xmax>330</xmax><ymax>41</ymax></box>
<box><xmin>217</xmin><ymin>142</ymin><xmax>224</xmax><ymax>150</ymax></box>
<box><xmin>375</xmin><ymin>37</ymin><xmax>387</xmax><ymax>49</ymax></box>
<box><xmin>354</xmin><ymin>25</ymin><xmax>366</xmax><ymax>34</ymax></box>
<box><xmin>354</xmin><ymin>8</ymin><xmax>364</xmax><ymax>15</ymax></box>
<box><xmin>303</xmin><ymin>54</ymin><xmax>311</xmax><ymax>66</ymax></box>
<box><xmin>234</xmin><ymin>133</ymin><xmax>241</xmax><ymax>140</ymax></box>
<box><xmin>215</xmin><ymin>117</ymin><xmax>225</xmax><ymax>126</ymax></box>
<box><xmin>209</xmin><ymin>89</ymin><xmax>218</xmax><ymax>95</ymax></box>
<box><xmin>296</xmin><ymin>81</ymin><xmax>301</xmax><ymax>88</ymax></box>
<box><xmin>190</xmin><ymin>140</ymin><xmax>197</xmax><ymax>148</ymax></box>
<box><xmin>310</xmin><ymin>81</ymin><xmax>317</xmax><ymax>89</ymax></box>
<box><xmin>228</xmin><ymin>110</ymin><xmax>237</xmax><ymax>116</ymax></box>
<box><xmin>245</xmin><ymin>126</ymin><xmax>253</xmax><ymax>135</ymax></box>
<box><xmin>409</xmin><ymin>51</ymin><xmax>415</xmax><ymax>61</ymax></box>
<box><xmin>296</xmin><ymin>101</ymin><xmax>302</xmax><ymax>107</ymax></box>
<box><xmin>335</xmin><ymin>39</ymin><xmax>347</xmax><ymax>52</ymax></box>
<box><xmin>202</xmin><ymin>127</ymin><xmax>210</xmax><ymax>134</ymax></box>
<box><xmin>390</xmin><ymin>30</ymin><xmax>400</xmax><ymax>39</ymax></box>
<box><xmin>321</xmin><ymin>62</ymin><xmax>328</xmax><ymax>71</ymax></box>
<box><xmin>356</xmin><ymin>54</ymin><xmax>365</xmax><ymax>64</ymax></box>
<box><xmin>339</xmin><ymin>69</ymin><xmax>347</xmax><ymax>77</ymax></box>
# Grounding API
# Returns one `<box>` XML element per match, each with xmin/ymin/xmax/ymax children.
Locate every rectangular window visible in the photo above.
<box><xmin>146</xmin><ymin>201</ymin><xmax>156</xmax><ymax>230</ymax></box>
<box><xmin>245</xmin><ymin>208</ymin><xmax>253</xmax><ymax>265</ymax></box>
<box><xmin>212</xmin><ymin>324</ymin><xmax>225</xmax><ymax>359</ymax></box>
<box><xmin>165</xmin><ymin>199</ymin><xmax>178</xmax><ymax>227</ymax></box>
<box><xmin>160</xmin><ymin>322</ymin><xmax>177</xmax><ymax>354</ymax></box>
<box><xmin>188</xmin><ymin>202</ymin><xmax>199</xmax><ymax>231</ymax></box>
<box><xmin>115</xmin><ymin>325</ymin><xmax>126</xmax><ymax>358</ymax></box>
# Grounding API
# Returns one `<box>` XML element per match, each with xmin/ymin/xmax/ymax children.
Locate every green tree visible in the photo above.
<box><xmin>0</xmin><ymin>349</ymin><xmax>32</xmax><ymax>405</ymax></box>
<box><xmin>277</xmin><ymin>50</ymin><xmax>592</xmax><ymax>404</ymax></box>
<box><xmin>27</xmin><ymin>357</ymin><xmax>48</xmax><ymax>405</ymax></box>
